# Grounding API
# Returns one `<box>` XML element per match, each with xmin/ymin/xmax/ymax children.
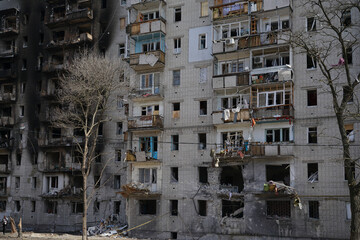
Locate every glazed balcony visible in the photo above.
<box><xmin>128</xmin><ymin>18</ymin><xmax>166</xmax><ymax>36</ymax></box>
<box><xmin>128</xmin><ymin>115</ymin><xmax>164</xmax><ymax>132</ymax></box>
<box><xmin>212</xmin><ymin>109</ymin><xmax>250</xmax><ymax>125</ymax></box>
<box><xmin>213</xmin><ymin>72</ymin><xmax>249</xmax><ymax>90</ymax></box>
<box><xmin>252</xmin><ymin>104</ymin><xmax>294</xmax><ymax>120</ymax></box>
<box><xmin>129</xmin><ymin>85</ymin><xmax>164</xmax><ymax>102</ymax></box>
<box><xmin>130</xmin><ymin>50</ymin><xmax>165</xmax><ymax>72</ymax></box>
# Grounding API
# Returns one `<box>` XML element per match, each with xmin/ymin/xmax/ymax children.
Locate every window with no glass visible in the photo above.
<box><xmin>307</xmin><ymin>17</ymin><xmax>316</xmax><ymax>31</ymax></box>
<box><xmin>174</xmin><ymin>7</ymin><xmax>181</xmax><ymax>22</ymax></box>
<box><xmin>308</xmin><ymin>127</ymin><xmax>317</xmax><ymax>143</ymax></box>
<box><xmin>139</xmin><ymin>200</ymin><xmax>156</xmax><ymax>215</ymax></box>
<box><xmin>307</xmin><ymin>89</ymin><xmax>317</xmax><ymax>106</ymax></box>
<box><xmin>309</xmin><ymin>201</ymin><xmax>319</xmax><ymax>219</ymax></box>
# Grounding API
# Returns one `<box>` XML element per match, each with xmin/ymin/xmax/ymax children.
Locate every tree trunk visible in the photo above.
<box><xmin>350</xmin><ymin>187</ymin><xmax>360</xmax><ymax>240</ymax></box>
<box><xmin>82</xmin><ymin>175</ymin><xmax>87</xmax><ymax>240</ymax></box>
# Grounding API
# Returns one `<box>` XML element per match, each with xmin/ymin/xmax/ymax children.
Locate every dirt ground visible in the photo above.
<box><xmin>0</xmin><ymin>232</ymin><xmax>146</xmax><ymax>240</ymax></box>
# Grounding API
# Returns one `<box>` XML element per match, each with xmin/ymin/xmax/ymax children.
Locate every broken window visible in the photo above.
<box><xmin>114</xmin><ymin>175</ymin><xmax>121</xmax><ymax>189</ymax></box>
<box><xmin>98</xmin><ymin>123</ymin><xmax>103</xmax><ymax>136</ymax></box>
<box><xmin>307</xmin><ymin>163</ymin><xmax>318</xmax><ymax>182</ymax></box>
<box><xmin>0</xmin><ymin>201</ymin><xmax>6</xmax><ymax>212</ymax></box>
<box><xmin>345</xmin><ymin>161</ymin><xmax>356</xmax><ymax>181</ymax></box>
<box><xmin>198</xmin><ymin>200</ymin><xmax>207</xmax><ymax>216</ymax></box>
<box><xmin>172</xmin><ymin>102</ymin><xmax>180</xmax><ymax>118</ymax></box>
<box><xmin>173</xmin><ymin>70</ymin><xmax>180</xmax><ymax>86</ymax></box>
<box><xmin>307</xmin><ymin>89</ymin><xmax>317</xmax><ymax>106</ymax></box>
<box><xmin>174</xmin><ymin>38</ymin><xmax>181</xmax><ymax>54</ymax></box>
<box><xmin>265</xmin><ymin>128</ymin><xmax>290</xmax><ymax>142</ymax></box>
<box><xmin>116</xmin><ymin>150</ymin><xmax>122</xmax><ymax>161</ymax></box>
<box><xmin>170</xmin><ymin>200</ymin><xmax>178</xmax><ymax>216</ymax></box>
<box><xmin>32</xmin><ymin>177</ymin><xmax>37</xmax><ymax>189</ymax></box>
<box><xmin>222</xmin><ymin>132</ymin><xmax>243</xmax><ymax>150</ymax></box>
<box><xmin>309</xmin><ymin>201</ymin><xmax>319</xmax><ymax>219</ymax></box>
<box><xmin>345</xmin><ymin>124</ymin><xmax>354</xmax><ymax>142</ymax></box>
<box><xmin>199</xmin><ymin>101</ymin><xmax>207</xmax><ymax>115</ymax></box>
<box><xmin>341</xmin><ymin>10</ymin><xmax>351</xmax><ymax>27</ymax></box>
<box><xmin>171</xmin><ymin>232</ymin><xmax>177</xmax><ymax>239</ymax></box>
<box><xmin>171</xmin><ymin>135</ymin><xmax>179</xmax><ymax>151</ymax></box>
<box><xmin>94</xmin><ymin>201</ymin><xmax>100</xmax><ymax>213</ymax></box>
<box><xmin>221</xmin><ymin>166</ymin><xmax>244</xmax><ymax>192</ymax></box>
<box><xmin>198</xmin><ymin>167</ymin><xmax>208</xmax><ymax>184</ymax></box>
<box><xmin>118</xmin><ymin>44</ymin><xmax>125</xmax><ymax>57</ymax></box>
<box><xmin>307</xmin><ymin>55</ymin><xmax>317</xmax><ymax>69</ymax></box>
<box><xmin>139</xmin><ymin>200</ymin><xmax>156</xmax><ymax>215</ymax></box>
<box><xmin>343</xmin><ymin>86</ymin><xmax>354</xmax><ymax>103</ymax></box>
<box><xmin>0</xmin><ymin>155</ymin><xmax>8</xmax><ymax>172</ymax></box>
<box><xmin>72</xmin><ymin>202</ymin><xmax>83</xmax><ymax>214</ymax></box>
<box><xmin>31</xmin><ymin>201</ymin><xmax>36</xmax><ymax>212</ymax></box>
<box><xmin>52</xmin><ymin>128</ymin><xmax>61</xmax><ymax>139</ymax></box>
<box><xmin>15</xmin><ymin>201</ymin><xmax>21</xmax><ymax>212</ymax></box>
<box><xmin>267</xmin><ymin>200</ymin><xmax>290</xmax><ymax>218</ymax></box>
<box><xmin>308</xmin><ymin>127</ymin><xmax>317</xmax><ymax>144</ymax></box>
<box><xmin>171</xmin><ymin>167</ymin><xmax>178</xmax><ymax>183</ymax></box>
<box><xmin>222</xmin><ymin>200</ymin><xmax>244</xmax><ymax>218</ymax></box>
<box><xmin>174</xmin><ymin>7</ymin><xmax>181</xmax><ymax>22</ymax></box>
<box><xmin>45</xmin><ymin>201</ymin><xmax>58</xmax><ymax>214</ymax></box>
<box><xmin>114</xmin><ymin>201</ymin><xmax>121</xmax><ymax>214</ymax></box>
<box><xmin>16</xmin><ymin>153</ymin><xmax>21</xmax><ymax>166</ymax></box>
<box><xmin>46</xmin><ymin>152</ymin><xmax>62</xmax><ymax>170</ymax></box>
<box><xmin>307</xmin><ymin>17</ymin><xmax>316</xmax><ymax>31</ymax></box>
<box><xmin>23</xmin><ymin>36</ymin><xmax>28</xmax><ymax>47</ymax></box>
<box><xmin>0</xmin><ymin>177</ymin><xmax>6</xmax><ymax>195</ymax></box>
<box><xmin>139</xmin><ymin>168</ymin><xmax>157</xmax><ymax>185</ymax></box>
<box><xmin>266</xmin><ymin>164</ymin><xmax>290</xmax><ymax>186</ymax></box>
<box><xmin>15</xmin><ymin>177</ymin><xmax>20</xmax><ymax>189</ymax></box>
<box><xmin>198</xmin><ymin>133</ymin><xmax>206</xmax><ymax>150</ymax></box>
<box><xmin>117</xmin><ymin>122</ymin><xmax>123</xmax><ymax>135</ymax></box>
<box><xmin>101</xmin><ymin>0</ymin><xmax>107</xmax><ymax>8</ymax></box>
<box><xmin>47</xmin><ymin>176</ymin><xmax>58</xmax><ymax>191</ymax></box>
<box><xmin>344</xmin><ymin>47</ymin><xmax>353</xmax><ymax>65</ymax></box>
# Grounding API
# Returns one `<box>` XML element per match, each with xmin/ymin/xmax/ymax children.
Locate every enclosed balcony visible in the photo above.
<box><xmin>213</xmin><ymin>72</ymin><xmax>249</xmax><ymax>90</ymax></box>
<box><xmin>45</xmin><ymin>6</ymin><xmax>93</xmax><ymax>28</ymax></box>
<box><xmin>128</xmin><ymin>18</ymin><xmax>166</xmax><ymax>36</ymax></box>
<box><xmin>128</xmin><ymin>115</ymin><xmax>163</xmax><ymax>132</ymax></box>
<box><xmin>211</xmin><ymin>1</ymin><xmax>250</xmax><ymax>20</ymax></box>
<box><xmin>250</xmin><ymin>142</ymin><xmax>294</xmax><ymax>157</ymax></box>
<box><xmin>251</xmin><ymin>66</ymin><xmax>293</xmax><ymax>85</ymax></box>
<box><xmin>0</xmin><ymin>8</ymin><xmax>19</xmax><ymax>37</ymax></box>
<box><xmin>252</xmin><ymin>104</ymin><xmax>294</xmax><ymax>121</ymax></box>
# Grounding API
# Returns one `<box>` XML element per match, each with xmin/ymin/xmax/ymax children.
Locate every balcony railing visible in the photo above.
<box><xmin>212</xmin><ymin>109</ymin><xmax>250</xmax><ymax>124</ymax></box>
<box><xmin>211</xmin><ymin>1</ymin><xmax>249</xmax><ymax>20</ymax></box>
<box><xmin>38</xmin><ymin>137</ymin><xmax>73</xmax><ymax>147</ymax></box>
<box><xmin>0</xmin><ymin>47</ymin><xmax>17</xmax><ymax>58</ymax></box>
<box><xmin>47</xmin><ymin>33</ymin><xmax>93</xmax><ymax>50</ymax></box>
<box><xmin>213</xmin><ymin>72</ymin><xmax>249</xmax><ymax>89</ymax></box>
<box><xmin>0</xmin><ymin>93</ymin><xmax>16</xmax><ymax>102</ymax></box>
<box><xmin>251</xmin><ymin>67</ymin><xmax>293</xmax><ymax>84</ymax></box>
<box><xmin>0</xmin><ymin>68</ymin><xmax>16</xmax><ymax>79</ymax></box>
<box><xmin>42</xmin><ymin>62</ymin><xmax>65</xmax><ymax>72</ymax></box>
<box><xmin>0</xmin><ymin>117</ymin><xmax>14</xmax><ymax>126</ymax></box>
<box><xmin>129</xmin><ymin>85</ymin><xmax>164</xmax><ymax>101</ymax></box>
<box><xmin>45</xmin><ymin>8</ymin><xmax>93</xmax><ymax>27</ymax></box>
<box><xmin>130</xmin><ymin>50</ymin><xmax>165</xmax><ymax>71</ymax></box>
<box><xmin>39</xmin><ymin>161</ymin><xmax>81</xmax><ymax>173</ymax></box>
<box><xmin>252</xmin><ymin>104</ymin><xmax>294</xmax><ymax>120</ymax></box>
<box><xmin>250</xmin><ymin>142</ymin><xmax>294</xmax><ymax>157</ymax></box>
<box><xmin>128</xmin><ymin>115</ymin><xmax>164</xmax><ymax>131</ymax></box>
<box><xmin>130</xmin><ymin>0</ymin><xmax>166</xmax><ymax>10</ymax></box>
<box><xmin>128</xmin><ymin>18</ymin><xmax>166</xmax><ymax>36</ymax></box>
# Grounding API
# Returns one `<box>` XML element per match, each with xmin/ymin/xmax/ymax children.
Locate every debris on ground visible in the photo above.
<box><xmin>87</xmin><ymin>217</ymin><xmax>128</xmax><ymax>237</ymax></box>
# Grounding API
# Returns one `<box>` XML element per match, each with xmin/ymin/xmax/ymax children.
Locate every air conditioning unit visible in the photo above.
<box><xmin>254</xmin><ymin>57</ymin><xmax>263</xmax><ymax>64</ymax></box>
<box><xmin>225</xmin><ymin>38</ymin><xmax>235</xmax><ymax>45</ymax></box>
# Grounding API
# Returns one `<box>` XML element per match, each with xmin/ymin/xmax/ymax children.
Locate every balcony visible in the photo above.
<box><xmin>0</xmin><ymin>8</ymin><xmax>19</xmax><ymax>37</ymax></box>
<box><xmin>250</xmin><ymin>142</ymin><xmax>294</xmax><ymax>157</ymax></box>
<box><xmin>120</xmin><ymin>182</ymin><xmax>161</xmax><ymax>198</ymax></box>
<box><xmin>38</xmin><ymin>137</ymin><xmax>73</xmax><ymax>147</ymax></box>
<box><xmin>0</xmin><ymin>47</ymin><xmax>18</xmax><ymax>58</ymax></box>
<box><xmin>0</xmin><ymin>157</ymin><xmax>10</xmax><ymax>174</ymax></box>
<box><xmin>213</xmin><ymin>72</ymin><xmax>249</xmax><ymax>90</ymax></box>
<box><xmin>46</xmin><ymin>33</ymin><xmax>93</xmax><ymax>50</ymax></box>
<box><xmin>45</xmin><ymin>8</ymin><xmax>93</xmax><ymax>28</ymax></box>
<box><xmin>130</xmin><ymin>50</ymin><xmax>165</xmax><ymax>72</ymax></box>
<box><xmin>39</xmin><ymin>161</ymin><xmax>81</xmax><ymax>173</ymax></box>
<box><xmin>212</xmin><ymin>143</ymin><xmax>250</xmax><ymax>166</ymax></box>
<box><xmin>130</xmin><ymin>0</ymin><xmax>166</xmax><ymax>11</ymax></box>
<box><xmin>252</xmin><ymin>104</ymin><xmax>294</xmax><ymax>121</ymax></box>
<box><xmin>0</xmin><ymin>117</ymin><xmax>14</xmax><ymax>126</ymax></box>
<box><xmin>0</xmin><ymin>68</ymin><xmax>16</xmax><ymax>79</ymax></box>
<box><xmin>128</xmin><ymin>18</ymin><xmax>166</xmax><ymax>36</ymax></box>
<box><xmin>42</xmin><ymin>186</ymin><xmax>83</xmax><ymax>199</ymax></box>
<box><xmin>42</xmin><ymin>62</ymin><xmax>65</xmax><ymax>72</ymax></box>
<box><xmin>212</xmin><ymin>109</ymin><xmax>250</xmax><ymax>125</ymax></box>
<box><xmin>129</xmin><ymin>85</ymin><xmax>163</xmax><ymax>102</ymax></box>
<box><xmin>128</xmin><ymin>115</ymin><xmax>163</xmax><ymax>131</ymax></box>
<box><xmin>251</xmin><ymin>66</ymin><xmax>293</xmax><ymax>85</ymax></box>
<box><xmin>211</xmin><ymin>1</ymin><xmax>250</xmax><ymax>21</ymax></box>
<box><xmin>0</xmin><ymin>93</ymin><xmax>16</xmax><ymax>102</ymax></box>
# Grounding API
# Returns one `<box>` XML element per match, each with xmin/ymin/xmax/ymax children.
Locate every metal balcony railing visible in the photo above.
<box><xmin>252</xmin><ymin>104</ymin><xmax>294</xmax><ymax>120</ymax></box>
<box><xmin>128</xmin><ymin>115</ymin><xmax>164</xmax><ymax>130</ymax></box>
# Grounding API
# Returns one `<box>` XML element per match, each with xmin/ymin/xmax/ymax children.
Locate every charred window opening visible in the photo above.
<box><xmin>307</xmin><ymin>163</ymin><xmax>318</xmax><ymax>182</ymax></box>
<box><xmin>198</xmin><ymin>167</ymin><xmax>208</xmax><ymax>184</ymax></box>
<box><xmin>171</xmin><ymin>167</ymin><xmax>178</xmax><ymax>183</ymax></box>
<box><xmin>267</xmin><ymin>200</ymin><xmax>290</xmax><ymax>218</ymax></box>
<box><xmin>170</xmin><ymin>200</ymin><xmax>178</xmax><ymax>216</ymax></box>
<box><xmin>0</xmin><ymin>201</ymin><xmax>6</xmax><ymax>212</ymax></box>
<box><xmin>114</xmin><ymin>175</ymin><xmax>121</xmax><ymax>189</ymax></box>
<box><xmin>198</xmin><ymin>200</ymin><xmax>207</xmax><ymax>216</ymax></box>
<box><xmin>0</xmin><ymin>177</ymin><xmax>7</xmax><ymax>195</ymax></box>
<box><xmin>198</xmin><ymin>133</ymin><xmax>206</xmax><ymax>150</ymax></box>
<box><xmin>0</xmin><ymin>155</ymin><xmax>8</xmax><ymax>171</ymax></box>
<box><xmin>171</xmin><ymin>232</ymin><xmax>177</xmax><ymax>239</ymax></box>
<box><xmin>71</xmin><ymin>202</ymin><xmax>83</xmax><ymax>214</ymax></box>
<box><xmin>71</xmin><ymin>176</ymin><xmax>83</xmax><ymax>189</ymax></box>
<box><xmin>2</xmin><ymin>107</ymin><xmax>12</xmax><ymax>117</ymax></box>
<box><xmin>139</xmin><ymin>200</ymin><xmax>156</xmax><ymax>215</ymax></box>
<box><xmin>52</xmin><ymin>6</ymin><xmax>66</xmax><ymax>19</ymax></box>
<box><xmin>51</xmin><ymin>128</ymin><xmax>61</xmax><ymax>139</ymax></box>
<box><xmin>220</xmin><ymin>166</ymin><xmax>244</xmax><ymax>193</ymax></box>
<box><xmin>15</xmin><ymin>200</ymin><xmax>21</xmax><ymax>212</ymax></box>
<box><xmin>15</xmin><ymin>177</ymin><xmax>20</xmax><ymax>189</ymax></box>
<box><xmin>309</xmin><ymin>201</ymin><xmax>319</xmax><ymax>219</ymax></box>
<box><xmin>31</xmin><ymin>201</ymin><xmax>36</xmax><ymax>212</ymax></box>
<box><xmin>266</xmin><ymin>164</ymin><xmax>290</xmax><ymax>186</ymax></box>
<box><xmin>45</xmin><ymin>200</ymin><xmax>58</xmax><ymax>214</ymax></box>
<box><xmin>16</xmin><ymin>153</ymin><xmax>21</xmax><ymax>166</ymax></box>
<box><xmin>52</xmin><ymin>31</ymin><xmax>65</xmax><ymax>42</ymax></box>
<box><xmin>46</xmin><ymin>152</ymin><xmax>63</xmax><ymax>170</ymax></box>
<box><xmin>114</xmin><ymin>201</ymin><xmax>121</xmax><ymax>214</ymax></box>
<box><xmin>222</xmin><ymin>199</ymin><xmax>244</xmax><ymax>218</ymax></box>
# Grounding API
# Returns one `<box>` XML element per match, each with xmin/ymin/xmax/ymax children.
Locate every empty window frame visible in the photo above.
<box><xmin>114</xmin><ymin>201</ymin><xmax>121</xmax><ymax>214</ymax></box>
<box><xmin>199</xmin><ymin>101</ymin><xmax>207</xmax><ymax>115</ymax></box>
<box><xmin>45</xmin><ymin>201</ymin><xmax>58</xmax><ymax>214</ymax></box>
<box><xmin>174</xmin><ymin>38</ymin><xmax>181</xmax><ymax>54</ymax></box>
<box><xmin>265</xmin><ymin>128</ymin><xmax>290</xmax><ymax>142</ymax></box>
<box><xmin>0</xmin><ymin>177</ymin><xmax>6</xmax><ymax>195</ymax></box>
<box><xmin>216</xmin><ymin>60</ymin><xmax>244</xmax><ymax>75</ymax></box>
<box><xmin>94</xmin><ymin>175</ymin><xmax>100</xmax><ymax>188</ymax></box>
<box><xmin>307</xmin><ymin>163</ymin><xmax>319</xmax><ymax>182</ymax></box>
<box><xmin>309</xmin><ymin>201</ymin><xmax>319</xmax><ymax>219</ymax></box>
<box><xmin>139</xmin><ymin>137</ymin><xmax>158</xmax><ymax>155</ymax></box>
<box><xmin>0</xmin><ymin>201</ymin><xmax>6</xmax><ymax>212</ymax></box>
<box><xmin>173</xmin><ymin>70</ymin><xmax>180</xmax><ymax>86</ymax></box>
<box><xmin>171</xmin><ymin>135</ymin><xmax>179</xmax><ymax>151</ymax></box>
<box><xmin>213</xmin><ymin>21</ymin><xmax>249</xmax><ymax>40</ymax></box>
<box><xmin>198</xmin><ymin>167</ymin><xmax>208</xmax><ymax>184</ymax></box>
<box><xmin>307</xmin><ymin>89</ymin><xmax>317</xmax><ymax>106</ymax></box>
<box><xmin>72</xmin><ymin>202</ymin><xmax>84</xmax><ymax>214</ymax></box>
<box><xmin>308</xmin><ymin>127</ymin><xmax>317</xmax><ymax>144</ymax></box>
<box><xmin>266</xmin><ymin>164</ymin><xmax>290</xmax><ymax>186</ymax></box>
<box><xmin>198</xmin><ymin>133</ymin><xmax>206</xmax><ymax>150</ymax></box>
<box><xmin>94</xmin><ymin>201</ymin><xmax>100</xmax><ymax>213</ymax></box>
<box><xmin>15</xmin><ymin>177</ymin><xmax>20</xmax><ymax>189</ymax></box>
<box><xmin>199</xmin><ymin>34</ymin><xmax>207</xmax><ymax>49</ymax></box>
<box><xmin>307</xmin><ymin>17</ymin><xmax>316</xmax><ymax>31</ymax></box>
<box><xmin>15</xmin><ymin>200</ymin><xmax>21</xmax><ymax>212</ymax></box>
<box><xmin>52</xmin><ymin>128</ymin><xmax>61</xmax><ymax>139</ymax></box>
<box><xmin>344</xmin><ymin>47</ymin><xmax>353</xmax><ymax>64</ymax></box>
<box><xmin>174</xmin><ymin>7</ymin><xmax>181</xmax><ymax>22</ymax></box>
<box><xmin>198</xmin><ymin>200</ymin><xmax>207</xmax><ymax>216</ymax></box>
<box><xmin>341</xmin><ymin>10</ymin><xmax>351</xmax><ymax>27</ymax></box>
<box><xmin>114</xmin><ymin>175</ymin><xmax>121</xmax><ymax>189</ymax></box>
<box><xmin>117</xmin><ymin>122</ymin><xmax>123</xmax><ymax>135</ymax></box>
<box><xmin>345</xmin><ymin>124</ymin><xmax>354</xmax><ymax>142</ymax></box>
<box><xmin>258</xmin><ymin>90</ymin><xmax>288</xmax><ymax>107</ymax></box>
<box><xmin>101</xmin><ymin>0</ymin><xmax>107</xmax><ymax>8</ymax></box>
<box><xmin>121</xmin><ymin>0</ymin><xmax>127</xmax><ymax>6</ymax></box>
<box><xmin>267</xmin><ymin>201</ymin><xmax>291</xmax><ymax>218</ymax></box>
<box><xmin>32</xmin><ymin>177</ymin><xmax>37</xmax><ymax>189</ymax></box>
<box><xmin>343</xmin><ymin>86</ymin><xmax>354</xmax><ymax>103</ymax></box>
<box><xmin>47</xmin><ymin>176</ymin><xmax>58</xmax><ymax>190</ymax></box>
<box><xmin>31</xmin><ymin>201</ymin><xmax>36</xmax><ymax>212</ymax></box>
<box><xmin>222</xmin><ymin>200</ymin><xmax>244</xmax><ymax>218</ymax></box>
<box><xmin>172</xmin><ymin>102</ymin><xmax>180</xmax><ymax>118</ymax></box>
<box><xmin>307</xmin><ymin>55</ymin><xmax>317</xmax><ymax>69</ymax></box>
<box><xmin>142</xmin><ymin>11</ymin><xmax>159</xmax><ymax>21</ymax></box>
<box><xmin>200</xmin><ymin>2</ymin><xmax>209</xmax><ymax>17</ymax></box>
<box><xmin>171</xmin><ymin>167</ymin><xmax>178</xmax><ymax>182</ymax></box>
<box><xmin>170</xmin><ymin>200</ymin><xmax>178</xmax><ymax>216</ymax></box>
<box><xmin>139</xmin><ymin>200</ymin><xmax>156</xmax><ymax>215</ymax></box>
<box><xmin>118</xmin><ymin>44</ymin><xmax>125</xmax><ymax>57</ymax></box>
<box><xmin>116</xmin><ymin>150</ymin><xmax>122</xmax><ymax>161</ymax></box>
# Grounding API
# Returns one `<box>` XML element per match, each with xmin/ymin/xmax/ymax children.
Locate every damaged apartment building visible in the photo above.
<box><xmin>121</xmin><ymin>0</ymin><xmax>359</xmax><ymax>239</ymax></box>
<box><xmin>0</xmin><ymin>0</ymin><xmax>358</xmax><ymax>239</ymax></box>
<box><xmin>0</xmin><ymin>0</ymin><xmax>129</xmax><ymax>232</ymax></box>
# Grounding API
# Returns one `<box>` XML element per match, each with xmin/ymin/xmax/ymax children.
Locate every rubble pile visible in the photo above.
<box><xmin>87</xmin><ymin>218</ymin><xmax>127</xmax><ymax>237</ymax></box>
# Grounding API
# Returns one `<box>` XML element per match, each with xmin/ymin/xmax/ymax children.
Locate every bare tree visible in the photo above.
<box><xmin>52</xmin><ymin>51</ymin><xmax>126</xmax><ymax>240</ymax></box>
<box><xmin>290</xmin><ymin>1</ymin><xmax>360</xmax><ymax>238</ymax></box>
